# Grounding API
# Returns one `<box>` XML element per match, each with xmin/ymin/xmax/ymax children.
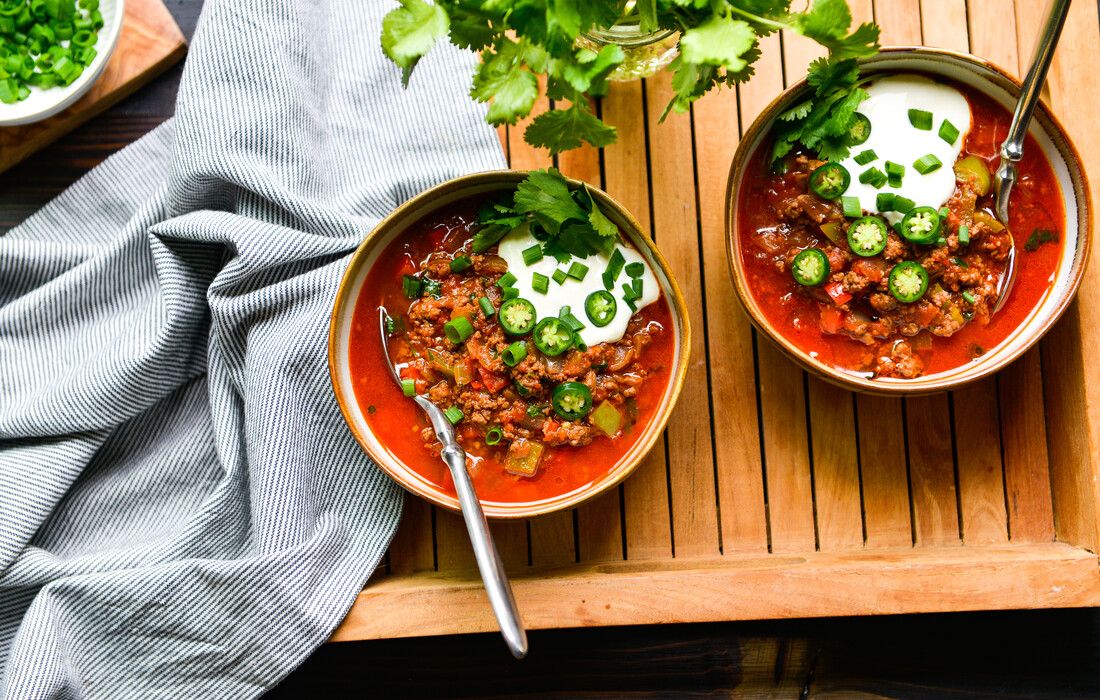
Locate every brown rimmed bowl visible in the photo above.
<box><xmin>329</xmin><ymin>171</ymin><xmax>691</xmax><ymax>519</ymax></box>
<box><xmin>725</xmin><ymin>47</ymin><xmax>1091</xmax><ymax>395</ymax></box>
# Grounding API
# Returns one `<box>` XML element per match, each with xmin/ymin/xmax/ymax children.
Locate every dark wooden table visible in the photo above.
<box><xmin>3</xmin><ymin>2</ymin><xmax>1099</xmax><ymax>698</ymax></box>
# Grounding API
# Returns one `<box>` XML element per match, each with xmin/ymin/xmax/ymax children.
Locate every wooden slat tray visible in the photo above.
<box><xmin>334</xmin><ymin>0</ymin><xmax>1100</xmax><ymax>642</ymax></box>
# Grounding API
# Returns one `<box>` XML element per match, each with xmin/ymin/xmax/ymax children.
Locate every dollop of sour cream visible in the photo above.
<box><xmin>839</xmin><ymin>75</ymin><xmax>971</xmax><ymax>223</ymax></box>
<box><xmin>497</xmin><ymin>228</ymin><xmax>659</xmax><ymax>346</ymax></box>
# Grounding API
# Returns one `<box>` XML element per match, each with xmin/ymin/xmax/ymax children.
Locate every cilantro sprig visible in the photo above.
<box><xmin>381</xmin><ymin>0</ymin><xmax>880</xmax><ymax>158</ymax></box>
<box><xmin>475</xmin><ymin>169</ymin><xmax>620</xmax><ymax>263</ymax></box>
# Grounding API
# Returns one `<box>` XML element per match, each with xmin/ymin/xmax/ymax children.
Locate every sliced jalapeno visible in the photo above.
<box><xmin>498</xmin><ymin>298</ymin><xmax>537</xmax><ymax>335</ymax></box>
<box><xmin>888</xmin><ymin>261</ymin><xmax>930</xmax><ymax>303</ymax></box>
<box><xmin>791</xmin><ymin>249</ymin><xmax>830</xmax><ymax>287</ymax></box>
<box><xmin>846</xmin><ymin>216</ymin><xmax>889</xmax><ymax>257</ymax></box>
<box><xmin>809</xmin><ymin>162</ymin><xmax>851</xmax><ymax>199</ymax></box>
<box><xmin>848</xmin><ymin>113</ymin><xmax>872</xmax><ymax>146</ymax></box>
<box><xmin>584</xmin><ymin>290</ymin><xmax>618</xmax><ymax>327</ymax></box>
<box><xmin>532</xmin><ymin>317</ymin><xmax>575</xmax><ymax>356</ymax></box>
<box><xmin>551</xmin><ymin>381</ymin><xmax>593</xmax><ymax>420</ymax></box>
<box><xmin>899</xmin><ymin>206</ymin><xmax>942</xmax><ymax>245</ymax></box>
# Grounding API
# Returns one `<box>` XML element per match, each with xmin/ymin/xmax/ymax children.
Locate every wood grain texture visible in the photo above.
<box><xmin>600</xmin><ymin>79</ymin><xmax>673</xmax><ymax>562</ymax></box>
<box><xmin>333</xmin><ymin>543</ymin><xmax>1100</xmax><ymax>641</ymax></box>
<box><xmin>692</xmin><ymin>70</ymin><xmax>768</xmax><ymax>555</ymax></box>
<box><xmin>644</xmin><ymin>71</ymin><xmax>721</xmax><ymax>559</ymax></box>
<box><xmin>0</xmin><ymin>0</ymin><xmax>187</xmax><ymax>173</ymax></box>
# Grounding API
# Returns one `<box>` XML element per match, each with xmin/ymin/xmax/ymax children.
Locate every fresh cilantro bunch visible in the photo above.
<box><xmin>473</xmin><ymin>169</ymin><xmax>620</xmax><ymax>263</ymax></box>
<box><xmin>381</xmin><ymin>0</ymin><xmax>880</xmax><ymax>160</ymax></box>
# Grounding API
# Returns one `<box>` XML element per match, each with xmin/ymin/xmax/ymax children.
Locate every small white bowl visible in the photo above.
<box><xmin>0</xmin><ymin>0</ymin><xmax>125</xmax><ymax>126</ymax></box>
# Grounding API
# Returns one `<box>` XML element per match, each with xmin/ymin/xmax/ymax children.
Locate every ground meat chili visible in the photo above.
<box><xmin>348</xmin><ymin>199</ymin><xmax>675</xmax><ymax>504</ymax></box>
<box><xmin>738</xmin><ymin>82</ymin><xmax>1065</xmax><ymax>379</ymax></box>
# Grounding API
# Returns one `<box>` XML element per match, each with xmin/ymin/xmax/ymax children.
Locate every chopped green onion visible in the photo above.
<box><xmin>485</xmin><ymin>426</ymin><xmax>503</xmax><ymax>445</ymax></box>
<box><xmin>478</xmin><ymin>296</ymin><xmax>495</xmax><ymax>317</ymax></box>
<box><xmin>958</xmin><ymin>225</ymin><xmax>970</xmax><ymax>245</ymax></box>
<box><xmin>621</xmin><ymin>282</ymin><xmax>639</xmax><ymax>301</ymax></box>
<box><xmin>526</xmin><ymin>404</ymin><xmax>544</xmax><ymax>418</ymax></box>
<box><xmin>875</xmin><ymin>192</ymin><xmax>896</xmax><ymax>211</ymax></box>
<box><xmin>502</xmin><ymin>286</ymin><xmax>520</xmax><ymax>300</ymax></box>
<box><xmin>502</xmin><ymin>341</ymin><xmax>528</xmax><ymax>367</ymax></box>
<box><xmin>953</xmin><ymin>257</ymin><xmax>969</xmax><ymax>267</ymax></box>
<box><xmin>603</xmin><ymin>249</ymin><xmax>625</xmax><ymax>289</ymax></box>
<box><xmin>532</xmin><ymin>272</ymin><xmax>549</xmax><ymax>294</ymax></box>
<box><xmin>401</xmin><ymin>378</ymin><xmax>416</xmax><ymax>397</ymax></box>
<box><xmin>552</xmin><ymin>268</ymin><xmax>569</xmax><ymax>285</ymax></box>
<box><xmin>892</xmin><ymin>195</ymin><xmax>915</xmax><ymax>213</ymax></box>
<box><xmin>497</xmin><ymin>271</ymin><xmax>517</xmax><ymax>288</ymax></box>
<box><xmin>841</xmin><ymin>196</ymin><xmax>862</xmax><ymax>218</ymax></box>
<box><xmin>402</xmin><ymin>274</ymin><xmax>422</xmax><ymax>299</ymax></box>
<box><xmin>853</xmin><ymin>149</ymin><xmax>877</xmax><ymax>166</ymax></box>
<box><xmin>962</xmin><ymin>290</ymin><xmax>977</xmax><ymax>304</ymax></box>
<box><xmin>936</xmin><ymin>236</ymin><xmax>947</xmax><ymax>246</ymax></box>
<box><xmin>631</xmin><ymin>278</ymin><xmax>643</xmax><ymax>298</ymax></box>
<box><xmin>938</xmin><ymin>206</ymin><xmax>950</xmax><ymax>218</ymax></box>
<box><xmin>859</xmin><ymin>167</ymin><xmax>887</xmax><ymax>189</ymax></box>
<box><xmin>449</xmin><ymin>255</ymin><xmax>472</xmax><ymax>273</ymax></box>
<box><xmin>559</xmin><ymin>306</ymin><xmax>585</xmax><ymax>332</ymax></box>
<box><xmin>444</xmin><ymin>406</ymin><xmax>463</xmax><ymax>424</ymax></box>
<box><xmin>567</xmin><ymin>261</ymin><xmax>589</xmax><ymax>281</ymax></box>
<box><xmin>908</xmin><ymin>108</ymin><xmax>933</xmax><ymax>130</ymax></box>
<box><xmin>444</xmin><ymin>317</ymin><xmax>474</xmax><ymax>344</ymax></box>
<box><xmin>914</xmin><ymin>154</ymin><xmax>943</xmax><ymax>174</ymax></box>
<box><xmin>521</xmin><ymin>244</ymin><xmax>543</xmax><ymax>266</ymax></box>
<box><xmin>884</xmin><ymin>161</ymin><xmax>904</xmax><ymax>179</ymax></box>
<box><xmin>939</xmin><ymin>119</ymin><xmax>960</xmax><ymax>145</ymax></box>
<box><xmin>625</xmin><ymin>262</ymin><xmax>645</xmax><ymax>278</ymax></box>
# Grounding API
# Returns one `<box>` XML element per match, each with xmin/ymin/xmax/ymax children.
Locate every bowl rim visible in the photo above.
<box><xmin>724</xmin><ymin>45</ymin><xmax>1093</xmax><ymax>396</ymax></box>
<box><xmin>328</xmin><ymin>169</ymin><xmax>692</xmax><ymax>519</ymax></box>
<box><xmin>0</xmin><ymin>0</ymin><xmax>126</xmax><ymax>127</ymax></box>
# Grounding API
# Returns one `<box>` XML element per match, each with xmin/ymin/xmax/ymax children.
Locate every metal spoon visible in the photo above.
<box><xmin>990</xmin><ymin>0</ymin><xmax>1071</xmax><ymax>314</ymax></box>
<box><xmin>378</xmin><ymin>308</ymin><xmax>528</xmax><ymax>659</ymax></box>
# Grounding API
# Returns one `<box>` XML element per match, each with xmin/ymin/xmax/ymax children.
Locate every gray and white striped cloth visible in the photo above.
<box><xmin>0</xmin><ymin>0</ymin><xmax>504</xmax><ymax>696</ymax></box>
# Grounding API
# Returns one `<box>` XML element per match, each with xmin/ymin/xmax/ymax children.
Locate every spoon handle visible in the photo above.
<box><xmin>441</xmin><ymin>444</ymin><xmax>528</xmax><ymax>659</ymax></box>
<box><xmin>1000</xmin><ymin>0</ymin><xmax>1071</xmax><ymax>162</ymax></box>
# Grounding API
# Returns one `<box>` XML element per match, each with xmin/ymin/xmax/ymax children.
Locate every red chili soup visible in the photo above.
<box><xmin>737</xmin><ymin>76</ymin><xmax>1064</xmax><ymax>378</ymax></box>
<box><xmin>348</xmin><ymin>195</ymin><xmax>675</xmax><ymax>504</ymax></box>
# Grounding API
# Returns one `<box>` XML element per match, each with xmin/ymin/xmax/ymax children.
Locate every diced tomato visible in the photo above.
<box><xmin>819</xmin><ymin>305</ymin><xmax>845</xmax><ymax>335</ymax></box>
<box><xmin>478</xmin><ymin>366</ymin><xmax>509</xmax><ymax>394</ymax></box>
<box><xmin>850</xmin><ymin>259</ymin><xmax>884</xmax><ymax>283</ymax></box>
<box><xmin>915</xmin><ymin>303</ymin><xmax>940</xmax><ymax>327</ymax></box>
<box><xmin>824</xmin><ymin>281</ymin><xmax>852</xmax><ymax>306</ymax></box>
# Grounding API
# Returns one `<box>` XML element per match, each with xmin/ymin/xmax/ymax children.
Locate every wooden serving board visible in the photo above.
<box><xmin>334</xmin><ymin>0</ymin><xmax>1100</xmax><ymax>642</ymax></box>
<box><xmin>0</xmin><ymin>0</ymin><xmax>186</xmax><ymax>174</ymax></box>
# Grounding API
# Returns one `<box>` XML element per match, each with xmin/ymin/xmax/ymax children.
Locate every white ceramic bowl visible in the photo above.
<box><xmin>726</xmin><ymin>47</ymin><xmax>1091</xmax><ymax>395</ymax></box>
<box><xmin>0</xmin><ymin>0</ymin><xmax>125</xmax><ymax>126</ymax></box>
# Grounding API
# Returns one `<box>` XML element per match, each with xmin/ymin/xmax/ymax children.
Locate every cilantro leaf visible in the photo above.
<box><xmin>560</xmin><ymin>44</ymin><xmax>625</xmax><ymax>94</ymax></box>
<box><xmin>524</xmin><ymin>103</ymin><xmax>617</xmax><ymax>154</ymax></box>
<box><xmin>679</xmin><ymin>15</ymin><xmax>757</xmax><ymax>70</ymax></box>
<box><xmin>471</xmin><ymin>40</ymin><xmax>539</xmax><ymax>125</ymax></box>
<box><xmin>513</xmin><ymin>168</ymin><xmax>588</xmax><ymax>234</ymax></box>
<box><xmin>580</xmin><ymin>185</ymin><xmax>619</xmax><ymax>239</ymax></box>
<box><xmin>778</xmin><ymin>99</ymin><xmax>813</xmax><ymax>122</ymax></box>
<box><xmin>380</xmin><ymin>0</ymin><xmax>449</xmax><ymax>86</ymax></box>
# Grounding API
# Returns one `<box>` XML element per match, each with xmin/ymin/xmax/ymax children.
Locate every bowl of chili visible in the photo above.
<box><xmin>330</xmin><ymin>170</ymin><xmax>690</xmax><ymax>518</ymax></box>
<box><xmin>726</xmin><ymin>47</ymin><xmax>1091</xmax><ymax>395</ymax></box>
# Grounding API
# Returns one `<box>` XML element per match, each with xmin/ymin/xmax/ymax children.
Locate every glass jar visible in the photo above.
<box><xmin>577</xmin><ymin>20</ymin><xmax>680</xmax><ymax>81</ymax></box>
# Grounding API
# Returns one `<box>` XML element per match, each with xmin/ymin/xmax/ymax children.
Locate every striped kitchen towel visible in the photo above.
<box><xmin>0</xmin><ymin>0</ymin><xmax>505</xmax><ymax>697</ymax></box>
